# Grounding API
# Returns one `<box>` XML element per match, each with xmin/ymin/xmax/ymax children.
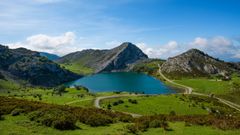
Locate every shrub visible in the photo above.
<box><xmin>128</xmin><ymin>99</ymin><xmax>138</xmax><ymax>104</ymax></box>
<box><xmin>107</xmin><ymin>104</ymin><xmax>112</xmax><ymax>109</ymax></box>
<box><xmin>113</xmin><ymin>102</ymin><xmax>119</xmax><ymax>106</ymax></box>
<box><xmin>11</xmin><ymin>108</ymin><xmax>24</xmax><ymax>116</ymax></box>
<box><xmin>85</xmin><ymin>114</ymin><xmax>113</xmax><ymax>127</ymax></box>
<box><xmin>0</xmin><ymin>112</ymin><xmax>4</xmax><ymax>120</ymax></box>
<box><xmin>149</xmin><ymin>120</ymin><xmax>162</xmax><ymax>128</ymax></box>
<box><xmin>169</xmin><ymin>111</ymin><xmax>176</xmax><ymax>116</ymax></box>
<box><xmin>28</xmin><ymin>109</ymin><xmax>77</xmax><ymax>130</ymax></box>
<box><xmin>126</xmin><ymin>125</ymin><xmax>139</xmax><ymax>134</ymax></box>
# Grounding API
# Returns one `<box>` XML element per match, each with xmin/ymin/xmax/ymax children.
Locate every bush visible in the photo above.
<box><xmin>149</xmin><ymin>120</ymin><xmax>162</xmax><ymax>128</ymax></box>
<box><xmin>11</xmin><ymin>108</ymin><xmax>24</xmax><ymax>116</ymax></box>
<box><xmin>169</xmin><ymin>111</ymin><xmax>176</xmax><ymax>116</ymax></box>
<box><xmin>85</xmin><ymin>114</ymin><xmax>113</xmax><ymax>127</ymax></box>
<box><xmin>107</xmin><ymin>104</ymin><xmax>112</xmax><ymax>109</ymax></box>
<box><xmin>128</xmin><ymin>99</ymin><xmax>138</xmax><ymax>104</ymax></box>
<box><xmin>0</xmin><ymin>112</ymin><xmax>4</xmax><ymax>120</ymax></box>
<box><xmin>126</xmin><ymin>125</ymin><xmax>139</xmax><ymax>134</ymax></box>
<box><xmin>28</xmin><ymin>109</ymin><xmax>77</xmax><ymax>130</ymax></box>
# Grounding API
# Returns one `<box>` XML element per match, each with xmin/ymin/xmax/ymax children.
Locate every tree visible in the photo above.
<box><xmin>54</xmin><ymin>85</ymin><xmax>66</xmax><ymax>96</ymax></box>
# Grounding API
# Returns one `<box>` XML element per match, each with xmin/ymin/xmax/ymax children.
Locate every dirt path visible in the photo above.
<box><xmin>158</xmin><ymin>64</ymin><xmax>192</xmax><ymax>94</ymax></box>
<box><xmin>65</xmin><ymin>98</ymin><xmax>93</xmax><ymax>105</ymax></box>
<box><xmin>158</xmin><ymin>64</ymin><xmax>240</xmax><ymax>111</ymax></box>
<box><xmin>94</xmin><ymin>94</ymin><xmax>143</xmax><ymax>117</ymax></box>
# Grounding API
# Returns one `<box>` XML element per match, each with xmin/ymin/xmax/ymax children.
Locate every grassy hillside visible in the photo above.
<box><xmin>174</xmin><ymin>74</ymin><xmax>240</xmax><ymax>104</ymax></box>
<box><xmin>61</xmin><ymin>63</ymin><xmax>94</xmax><ymax>75</ymax></box>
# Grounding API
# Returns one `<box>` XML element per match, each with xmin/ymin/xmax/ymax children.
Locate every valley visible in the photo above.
<box><xmin>0</xmin><ymin>43</ymin><xmax>240</xmax><ymax>135</ymax></box>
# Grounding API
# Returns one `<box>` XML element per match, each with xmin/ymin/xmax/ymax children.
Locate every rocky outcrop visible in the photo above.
<box><xmin>57</xmin><ymin>42</ymin><xmax>148</xmax><ymax>73</ymax></box>
<box><xmin>161</xmin><ymin>49</ymin><xmax>235</xmax><ymax>77</ymax></box>
<box><xmin>0</xmin><ymin>44</ymin><xmax>79</xmax><ymax>87</ymax></box>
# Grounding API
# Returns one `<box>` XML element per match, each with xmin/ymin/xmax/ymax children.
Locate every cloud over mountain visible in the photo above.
<box><xmin>8</xmin><ymin>32</ymin><xmax>79</xmax><ymax>56</ymax></box>
<box><xmin>137</xmin><ymin>36</ymin><xmax>240</xmax><ymax>61</ymax></box>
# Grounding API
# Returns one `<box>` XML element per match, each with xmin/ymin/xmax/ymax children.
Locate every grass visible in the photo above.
<box><xmin>101</xmin><ymin>95</ymin><xmax>209</xmax><ymax>115</ymax></box>
<box><xmin>0</xmin><ymin>87</ymin><xmax>96</xmax><ymax>106</ymax></box>
<box><xmin>144</xmin><ymin>122</ymin><xmax>240</xmax><ymax>135</ymax></box>
<box><xmin>61</xmin><ymin>63</ymin><xmax>94</xmax><ymax>75</ymax></box>
<box><xmin>1</xmin><ymin>115</ymin><xmax>239</xmax><ymax>135</ymax></box>
<box><xmin>174</xmin><ymin>75</ymin><xmax>240</xmax><ymax>104</ymax></box>
<box><xmin>0</xmin><ymin>79</ymin><xmax>21</xmax><ymax>90</ymax></box>
<box><xmin>175</xmin><ymin>78</ymin><xmax>231</xmax><ymax>94</ymax></box>
<box><xmin>0</xmin><ymin>115</ymin><xmax>128</xmax><ymax>135</ymax></box>
<box><xmin>0</xmin><ymin>83</ymin><xmax>128</xmax><ymax>107</ymax></box>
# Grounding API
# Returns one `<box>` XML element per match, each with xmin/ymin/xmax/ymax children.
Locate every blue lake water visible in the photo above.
<box><xmin>67</xmin><ymin>72</ymin><xmax>175</xmax><ymax>94</ymax></box>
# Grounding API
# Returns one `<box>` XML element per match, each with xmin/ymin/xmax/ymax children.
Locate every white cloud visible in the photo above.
<box><xmin>137</xmin><ymin>36</ymin><xmax>240</xmax><ymax>61</ymax></box>
<box><xmin>137</xmin><ymin>41</ymin><xmax>179</xmax><ymax>59</ymax></box>
<box><xmin>8</xmin><ymin>32</ymin><xmax>80</xmax><ymax>56</ymax></box>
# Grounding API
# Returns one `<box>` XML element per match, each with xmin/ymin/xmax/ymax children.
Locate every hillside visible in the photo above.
<box><xmin>57</xmin><ymin>42</ymin><xmax>148</xmax><ymax>74</ymax></box>
<box><xmin>0</xmin><ymin>44</ymin><xmax>79</xmax><ymax>87</ymax></box>
<box><xmin>40</xmin><ymin>52</ymin><xmax>60</xmax><ymax>61</ymax></box>
<box><xmin>161</xmin><ymin>49</ymin><xmax>238</xmax><ymax>78</ymax></box>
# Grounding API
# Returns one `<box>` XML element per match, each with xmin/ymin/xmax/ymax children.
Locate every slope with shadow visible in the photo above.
<box><xmin>0</xmin><ymin>44</ymin><xmax>79</xmax><ymax>87</ymax></box>
<box><xmin>57</xmin><ymin>42</ymin><xmax>148</xmax><ymax>73</ymax></box>
<box><xmin>161</xmin><ymin>49</ymin><xmax>238</xmax><ymax>78</ymax></box>
<box><xmin>40</xmin><ymin>52</ymin><xmax>60</xmax><ymax>61</ymax></box>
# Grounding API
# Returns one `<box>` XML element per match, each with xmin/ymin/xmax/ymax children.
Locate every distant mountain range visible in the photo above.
<box><xmin>0</xmin><ymin>44</ymin><xmax>79</xmax><ymax>87</ymax></box>
<box><xmin>40</xmin><ymin>52</ymin><xmax>60</xmax><ymax>61</ymax></box>
<box><xmin>0</xmin><ymin>42</ymin><xmax>239</xmax><ymax>87</ymax></box>
<box><xmin>57</xmin><ymin>42</ymin><xmax>148</xmax><ymax>73</ymax></box>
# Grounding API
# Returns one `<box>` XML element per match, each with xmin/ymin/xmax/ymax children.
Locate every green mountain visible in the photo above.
<box><xmin>0</xmin><ymin>44</ymin><xmax>79</xmax><ymax>87</ymax></box>
<box><xmin>57</xmin><ymin>42</ymin><xmax>148</xmax><ymax>74</ymax></box>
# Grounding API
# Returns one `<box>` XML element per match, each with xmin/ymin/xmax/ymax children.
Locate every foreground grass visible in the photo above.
<box><xmin>101</xmin><ymin>95</ymin><xmax>209</xmax><ymax>115</ymax></box>
<box><xmin>1</xmin><ymin>115</ymin><xmax>239</xmax><ymax>135</ymax></box>
<box><xmin>0</xmin><ymin>115</ymin><xmax>128</xmax><ymax>135</ymax></box>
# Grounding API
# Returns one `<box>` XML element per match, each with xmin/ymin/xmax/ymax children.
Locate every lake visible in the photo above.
<box><xmin>67</xmin><ymin>72</ymin><xmax>176</xmax><ymax>94</ymax></box>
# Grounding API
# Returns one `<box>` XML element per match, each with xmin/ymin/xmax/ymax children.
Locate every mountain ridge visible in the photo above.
<box><xmin>57</xmin><ymin>42</ymin><xmax>148</xmax><ymax>73</ymax></box>
<box><xmin>0</xmin><ymin>44</ymin><xmax>79</xmax><ymax>87</ymax></box>
<box><xmin>161</xmin><ymin>48</ymin><xmax>238</xmax><ymax>78</ymax></box>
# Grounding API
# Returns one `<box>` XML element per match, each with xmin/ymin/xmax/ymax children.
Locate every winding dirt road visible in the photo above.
<box><xmin>94</xmin><ymin>94</ymin><xmax>143</xmax><ymax>117</ymax></box>
<box><xmin>158</xmin><ymin>64</ymin><xmax>240</xmax><ymax>111</ymax></box>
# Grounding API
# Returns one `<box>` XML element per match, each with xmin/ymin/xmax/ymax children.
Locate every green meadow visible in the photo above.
<box><xmin>1</xmin><ymin>115</ymin><xmax>239</xmax><ymax>135</ymax></box>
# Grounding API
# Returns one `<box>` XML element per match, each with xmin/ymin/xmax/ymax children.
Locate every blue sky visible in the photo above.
<box><xmin>0</xmin><ymin>0</ymin><xmax>240</xmax><ymax>61</ymax></box>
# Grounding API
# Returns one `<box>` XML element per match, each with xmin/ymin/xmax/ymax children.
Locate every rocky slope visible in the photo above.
<box><xmin>0</xmin><ymin>44</ymin><xmax>79</xmax><ymax>87</ymax></box>
<box><xmin>57</xmin><ymin>42</ymin><xmax>148</xmax><ymax>73</ymax></box>
<box><xmin>161</xmin><ymin>49</ymin><xmax>238</xmax><ymax>77</ymax></box>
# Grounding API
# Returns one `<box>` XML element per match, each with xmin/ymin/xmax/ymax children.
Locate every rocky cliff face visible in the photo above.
<box><xmin>161</xmin><ymin>49</ymin><xmax>235</xmax><ymax>77</ymax></box>
<box><xmin>57</xmin><ymin>42</ymin><xmax>148</xmax><ymax>73</ymax></box>
<box><xmin>0</xmin><ymin>44</ymin><xmax>79</xmax><ymax>87</ymax></box>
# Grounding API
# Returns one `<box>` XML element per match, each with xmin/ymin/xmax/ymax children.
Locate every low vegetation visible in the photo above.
<box><xmin>0</xmin><ymin>96</ymin><xmax>133</xmax><ymax>130</ymax></box>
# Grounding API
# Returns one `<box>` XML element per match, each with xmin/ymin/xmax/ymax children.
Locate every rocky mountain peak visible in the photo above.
<box><xmin>161</xmin><ymin>48</ymin><xmax>233</xmax><ymax>78</ymax></box>
<box><xmin>57</xmin><ymin>42</ymin><xmax>148</xmax><ymax>73</ymax></box>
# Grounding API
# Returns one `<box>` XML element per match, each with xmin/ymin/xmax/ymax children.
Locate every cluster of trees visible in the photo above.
<box><xmin>74</xmin><ymin>85</ymin><xmax>89</xmax><ymax>92</ymax></box>
<box><xmin>0</xmin><ymin>96</ymin><xmax>133</xmax><ymax>130</ymax></box>
<box><xmin>128</xmin><ymin>99</ymin><xmax>138</xmax><ymax>104</ymax></box>
<box><xmin>113</xmin><ymin>100</ymin><xmax>124</xmax><ymax>106</ymax></box>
